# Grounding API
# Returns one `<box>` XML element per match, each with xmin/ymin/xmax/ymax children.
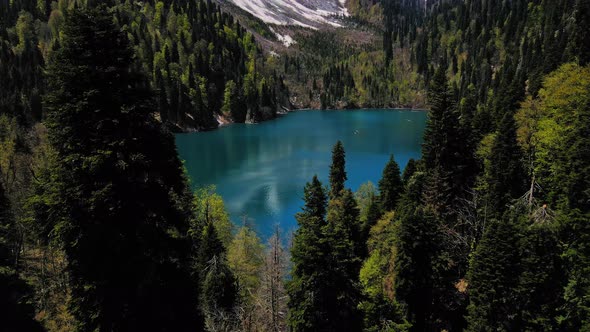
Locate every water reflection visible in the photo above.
<box><xmin>176</xmin><ymin>109</ymin><xmax>427</xmax><ymax>239</ymax></box>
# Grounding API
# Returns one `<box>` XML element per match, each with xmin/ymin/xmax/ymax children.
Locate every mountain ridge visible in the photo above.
<box><xmin>222</xmin><ymin>0</ymin><xmax>350</xmax><ymax>29</ymax></box>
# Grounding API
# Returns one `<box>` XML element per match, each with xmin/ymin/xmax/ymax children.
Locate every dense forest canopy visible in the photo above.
<box><xmin>0</xmin><ymin>0</ymin><xmax>589</xmax><ymax>331</ymax></box>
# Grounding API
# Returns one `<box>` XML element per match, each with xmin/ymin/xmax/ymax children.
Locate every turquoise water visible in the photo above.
<box><xmin>175</xmin><ymin>109</ymin><xmax>427</xmax><ymax>239</ymax></box>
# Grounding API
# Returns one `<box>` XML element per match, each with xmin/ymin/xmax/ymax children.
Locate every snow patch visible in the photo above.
<box><xmin>270</xmin><ymin>26</ymin><xmax>297</xmax><ymax>47</ymax></box>
<box><xmin>279</xmin><ymin>34</ymin><xmax>296</xmax><ymax>47</ymax></box>
<box><xmin>229</xmin><ymin>0</ymin><xmax>349</xmax><ymax>29</ymax></box>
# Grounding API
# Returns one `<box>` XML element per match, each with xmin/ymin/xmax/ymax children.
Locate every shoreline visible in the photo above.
<box><xmin>175</xmin><ymin>107</ymin><xmax>429</xmax><ymax>134</ymax></box>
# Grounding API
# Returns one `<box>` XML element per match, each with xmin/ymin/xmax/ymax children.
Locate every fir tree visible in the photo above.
<box><xmin>422</xmin><ymin>66</ymin><xmax>455</xmax><ymax>170</ymax></box>
<box><xmin>485</xmin><ymin>113</ymin><xmax>527</xmax><ymax>217</ymax></box>
<box><xmin>394</xmin><ymin>202</ymin><xmax>446</xmax><ymax>331</ymax></box>
<box><xmin>466</xmin><ymin>213</ymin><xmax>523</xmax><ymax>331</ymax></box>
<box><xmin>559</xmin><ymin>210</ymin><xmax>590</xmax><ymax>330</ymax></box>
<box><xmin>41</xmin><ymin>6</ymin><xmax>200</xmax><ymax>330</ymax></box>
<box><xmin>323</xmin><ymin>188</ymin><xmax>364</xmax><ymax>331</ymax></box>
<box><xmin>379</xmin><ymin>154</ymin><xmax>403</xmax><ymax>211</ymax></box>
<box><xmin>518</xmin><ymin>222</ymin><xmax>563</xmax><ymax>331</ymax></box>
<box><xmin>196</xmin><ymin>221</ymin><xmax>226</xmax><ymax>276</ymax></box>
<box><xmin>287</xmin><ymin>176</ymin><xmax>330</xmax><ymax>331</ymax></box>
<box><xmin>361</xmin><ymin>197</ymin><xmax>382</xmax><ymax>246</ymax></box>
<box><xmin>196</xmin><ymin>220</ymin><xmax>238</xmax><ymax>327</ymax></box>
<box><xmin>402</xmin><ymin>158</ymin><xmax>418</xmax><ymax>184</ymax></box>
<box><xmin>329</xmin><ymin>141</ymin><xmax>347</xmax><ymax>199</ymax></box>
<box><xmin>421</xmin><ymin>66</ymin><xmax>471</xmax><ymax>215</ymax></box>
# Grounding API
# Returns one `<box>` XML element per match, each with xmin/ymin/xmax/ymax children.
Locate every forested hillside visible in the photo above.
<box><xmin>1</xmin><ymin>0</ymin><xmax>589</xmax><ymax>331</ymax></box>
<box><xmin>0</xmin><ymin>0</ymin><xmax>290</xmax><ymax>131</ymax></box>
<box><xmin>283</xmin><ymin>0</ymin><xmax>590</xmax><ymax>330</ymax></box>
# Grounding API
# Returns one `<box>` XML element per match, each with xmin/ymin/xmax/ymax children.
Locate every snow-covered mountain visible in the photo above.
<box><xmin>227</xmin><ymin>0</ymin><xmax>349</xmax><ymax>29</ymax></box>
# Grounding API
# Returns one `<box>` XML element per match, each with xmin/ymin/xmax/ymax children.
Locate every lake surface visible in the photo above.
<box><xmin>176</xmin><ymin>109</ymin><xmax>427</xmax><ymax>239</ymax></box>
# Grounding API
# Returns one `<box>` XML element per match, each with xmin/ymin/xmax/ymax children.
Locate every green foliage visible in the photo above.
<box><xmin>289</xmin><ymin>169</ymin><xmax>364</xmax><ymax>331</ymax></box>
<box><xmin>393</xmin><ymin>203</ymin><xmax>448</xmax><ymax>331</ymax></box>
<box><xmin>196</xmin><ymin>220</ymin><xmax>238</xmax><ymax>329</ymax></box>
<box><xmin>481</xmin><ymin>113</ymin><xmax>527</xmax><ymax>217</ymax></box>
<box><xmin>227</xmin><ymin>225</ymin><xmax>264</xmax><ymax>302</ymax></box>
<box><xmin>518</xmin><ymin>221</ymin><xmax>563</xmax><ymax>331</ymax></box>
<box><xmin>192</xmin><ymin>185</ymin><xmax>234</xmax><ymax>247</ymax></box>
<box><xmin>379</xmin><ymin>154</ymin><xmax>403</xmax><ymax>212</ymax></box>
<box><xmin>287</xmin><ymin>175</ymin><xmax>330</xmax><ymax>331</ymax></box>
<box><xmin>466</xmin><ymin>214</ymin><xmax>523</xmax><ymax>331</ymax></box>
<box><xmin>355</xmin><ymin>181</ymin><xmax>379</xmax><ymax>222</ymax></box>
<box><xmin>329</xmin><ymin>140</ymin><xmax>347</xmax><ymax>199</ymax></box>
<box><xmin>359</xmin><ymin>211</ymin><xmax>410</xmax><ymax>332</ymax></box>
<box><xmin>559</xmin><ymin>211</ymin><xmax>590</xmax><ymax>330</ymax></box>
<box><xmin>532</xmin><ymin>63</ymin><xmax>590</xmax><ymax>211</ymax></box>
<box><xmin>322</xmin><ymin>189</ymin><xmax>364</xmax><ymax>331</ymax></box>
<box><xmin>355</xmin><ymin>182</ymin><xmax>382</xmax><ymax>245</ymax></box>
<box><xmin>221</xmin><ymin>80</ymin><xmax>241</xmax><ymax>121</ymax></box>
<box><xmin>401</xmin><ymin>158</ymin><xmax>417</xmax><ymax>185</ymax></box>
<box><xmin>422</xmin><ymin>67</ymin><xmax>473</xmax><ymax>217</ymax></box>
<box><xmin>40</xmin><ymin>6</ymin><xmax>201</xmax><ymax>330</ymax></box>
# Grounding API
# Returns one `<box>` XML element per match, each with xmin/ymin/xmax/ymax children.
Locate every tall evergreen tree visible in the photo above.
<box><xmin>394</xmin><ymin>202</ymin><xmax>447</xmax><ymax>331</ymax></box>
<box><xmin>466</xmin><ymin>213</ymin><xmax>523</xmax><ymax>331</ymax></box>
<box><xmin>560</xmin><ymin>210</ymin><xmax>590</xmax><ymax>330</ymax></box>
<box><xmin>379</xmin><ymin>154</ymin><xmax>403</xmax><ymax>211</ymax></box>
<box><xmin>402</xmin><ymin>158</ymin><xmax>418</xmax><ymax>184</ymax></box>
<box><xmin>198</xmin><ymin>222</ymin><xmax>238</xmax><ymax>329</ymax></box>
<box><xmin>484</xmin><ymin>113</ymin><xmax>527</xmax><ymax>217</ymax></box>
<box><xmin>323</xmin><ymin>189</ymin><xmax>364</xmax><ymax>331</ymax></box>
<box><xmin>287</xmin><ymin>176</ymin><xmax>330</xmax><ymax>331</ymax></box>
<box><xmin>41</xmin><ymin>6</ymin><xmax>200</xmax><ymax>330</ymax></box>
<box><xmin>329</xmin><ymin>141</ymin><xmax>347</xmax><ymax>199</ymax></box>
<box><xmin>422</xmin><ymin>66</ymin><xmax>456</xmax><ymax>170</ymax></box>
<box><xmin>421</xmin><ymin>66</ymin><xmax>471</xmax><ymax>215</ymax></box>
<box><xmin>361</xmin><ymin>197</ymin><xmax>382</xmax><ymax>246</ymax></box>
<box><xmin>518</xmin><ymin>221</ymin><xmax>563</xmax><ymax>331</ymax></box>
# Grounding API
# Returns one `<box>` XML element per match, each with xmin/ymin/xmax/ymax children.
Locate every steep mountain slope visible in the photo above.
<box><xmin>225</xmin><ymin>0</ymin><xmax>349</xmax><ymax>28</ymax></box>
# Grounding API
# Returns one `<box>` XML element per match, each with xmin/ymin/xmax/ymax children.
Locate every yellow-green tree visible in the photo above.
<box><xmin>193</xmin><ymin>185</ymin><xmax>234</xmax><ymax>247</ymax></box>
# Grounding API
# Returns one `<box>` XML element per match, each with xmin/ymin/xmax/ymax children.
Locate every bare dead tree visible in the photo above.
<box><xmin>254</xmin><ymin>225</ymin><xmax>289</xmax><ymax>332</ymax></box>
<box><xmin>440</xmin><ymin>189</ymin><xmax>488</xmax><ymax>272</ymax></box>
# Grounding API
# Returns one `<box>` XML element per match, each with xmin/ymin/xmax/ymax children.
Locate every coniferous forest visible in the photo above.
<box><xmin>1</xmin><ymin>0</ymin><xmax>590</xmax><ymax>331</ymax></box>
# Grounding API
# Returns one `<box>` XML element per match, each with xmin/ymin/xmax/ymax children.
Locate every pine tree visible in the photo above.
<box><xmin>466</xmin><ymin>213</ymin><xmax>523</xmax><ymax>331</ymax></box>
<box><xmin>402</xmin><ymin>158</ymin><xmax>418</xmax><ymax>184</ymax></box>
<box><xmin>201</xmin><ymin>256</ymin><xmax>239</xmax><ymax>329</ymax></box>
<box><xmin>394</xmin><ymin>202</ymin><xmax>446</xmax><ymax>331</ymax></box>
<box><xmin>421</xmin><ymin>66</ymin><xmax>471</xmax><ymax>214</ymax></box>
<box><xmin>287</xmin><ymin>175</ymin><xmax>330</xmax><ymax>331</ymax></box>
<box><xmin>422</xmin><ymin>66</ymin><xmax>455</xmax><ymax>170</ymax></box>
<box><xmin>329</xmin><ymin>141</ymin><xmax>347</xmax><ymax>199</ymax></box>
<box><xmin>196</xmin><ymin>221</ymin><xmax>226</xmax><ymax>275</ymax></box>
<box><xmin>362</xmin><ymin>197</ymin><xmax>382</xmax><ymax>246</ymax></box>
<box><xmin>518</xmin><ymin>222</ymin><xmax>563</xmax><ymax>331</ymax></box>
<box><xmin>379</xmin><ymin>154</ymin><xmax>403</xmax><ymax>211</ymax></box>
<box><xmin>41</xmin><ymin>6</ymin><xmax>200</xmax><ymax>330</ymax></box>
<box><xmin>322</xmin><ymin>189</ymin><xmax>364</xmax><ymax>331</ymax></box>
<box><xmin>485</xmin><ymin>113</ymin><xmax>527</xmax><ymax>217</ymax></box>
<box><xmin>197</xmin><ymin>221</ymin><xmax>239</xmax><ymax>329</ymax></box>
<box><xmin>560</xmin><ymin>211</ymin><xmax>590</xmax><ymax>330</ymax></box>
